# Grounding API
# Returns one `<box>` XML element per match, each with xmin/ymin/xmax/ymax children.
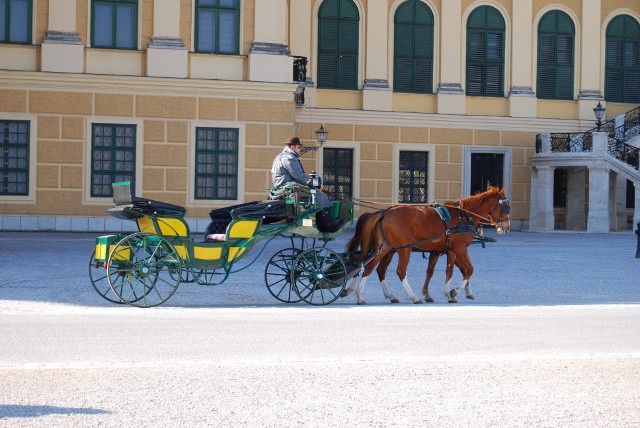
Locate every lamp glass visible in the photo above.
<box><xmin>593</xmin><ymin>102</ymin><xmax>605</xmax><ymax>122</ymax></box>
<box><xmin>315</xmin><ymin>124</ymin><xmax>328</xmax><ymax>145</ymax></box>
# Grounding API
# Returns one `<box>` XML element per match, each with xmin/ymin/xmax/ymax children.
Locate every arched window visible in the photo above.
<box><xmin>537</xmin><ymin>10</ymin><xmax>575</xmax><ymax>100</ymax></box>
<box><xmin>394</xmin><ymin>0</ymin><xmax>434</xmax><ymax>93</ymax></box>
<box><xmin>606</xmin><ymin>15</ymin><xmax>640</xmax><ymax>103</ymax></box>
<box><xmin>466</xmin><ymin>6</ymin><xmax>505</xmax><ymax>97</ymax></box>
<box><xmin>317</xmin><ymin>0</ymin><xmax>359</xmax><ymax>90</ymax></box>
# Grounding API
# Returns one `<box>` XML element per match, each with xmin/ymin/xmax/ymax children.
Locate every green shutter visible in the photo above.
<box><xmin>466</xmin><ymin>6</ymin><xmax>504</xmax><ymax>97</ymax></box>
<box><xmin>537</xmin><ymin>10</ymin><xmax>575</xmax><ymax>100</ymax></box>
<box><xmin>605</xmin><ymin>15</ymin><xmax>640</xmax><ymax>103</ymax></box>
<box><xmin>317</xmin><ymin>0</ymin><xmax>359</xmax><ymax>90</ymax></box>
<box><xmin>393</xmin><ymin>1</ymin><xmax>434</xmax><ymax>93</ymax></box>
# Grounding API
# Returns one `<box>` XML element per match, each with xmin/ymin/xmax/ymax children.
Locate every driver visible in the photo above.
<box><xmin>271</xmin><ymin>136</ymin><xmax>343</xmax><ymax>232</ymax></box>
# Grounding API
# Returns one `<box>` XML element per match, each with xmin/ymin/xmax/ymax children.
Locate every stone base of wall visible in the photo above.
<box><xmin>0</xmin><ymin>216</ymin><xmax>211</xmax><ymax>234</ymax></box>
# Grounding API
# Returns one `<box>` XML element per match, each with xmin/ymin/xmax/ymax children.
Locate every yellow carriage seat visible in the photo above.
<box><xmin>226</xmin><ymin>219</ymin><xmax>261</xmax><ymax>261</ymax></box>
<box><xmin>136</xmin><ymin>215</ymin><xmax>190</xmax><ymax>259</ymax></box>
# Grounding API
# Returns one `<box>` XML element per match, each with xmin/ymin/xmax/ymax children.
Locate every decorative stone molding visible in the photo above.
<box><xmin>363</xmin><ymin>79</ymin><xmax>390</xmax><ymax>90</ymax></box>
<box><xmin>509</xmin><ymin>86</ymin><xmax>535</xmax><ymax>96</ymax></box>
<box><xmin>578</xmin><ymin>90</ymin><xmax>602</xmax><ymax>100</ymax></box>
<box><xmin>437</xmin><ymin>82</ymin><xmax>464</xmax><ymax>94</ymax></box>
<box><xmin>148</xmin><ymin>36</ymin><xmax>186</xmax><ymax>50</ymax></box>
<box><xmin>43</xmin><ymin>31</ymin><xmax>82</xmax><ymax>45</ymax></box>
<box><xmin>250</xmin><ymin>42</ymin><xmax>291</xmax><ymax>56</ymax></box>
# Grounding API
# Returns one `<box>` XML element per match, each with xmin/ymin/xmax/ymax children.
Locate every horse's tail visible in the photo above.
<box><xmin>346</xmin><ymin>211</ymin><xmax>383</xmax><ymax>261</ymax></box>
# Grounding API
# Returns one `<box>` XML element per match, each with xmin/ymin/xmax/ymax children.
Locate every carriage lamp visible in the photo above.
<box><xmin>593</xmin><ymin>102</ymin><xmax>605</xmax><ymax>131</ymax></box>
<box><xmin>301</xmin><ymin>124</ymin><xmax>329</xmax><ymax>154</ymax></box>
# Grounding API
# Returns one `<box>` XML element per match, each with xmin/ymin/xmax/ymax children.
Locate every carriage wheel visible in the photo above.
<box><xmin>89</xmin><ymin>249</ymin><xmax>124</xmax><ymax>304</ymax></box>
<box><xmin>291</xmin><ymin>247</ymin><xmax>347</xmax><ymax>306</ymax></box>
<box><xmin>264</xmin><ymin>247</ymin><xmax>303</xmax><ymax>303</ymax></box>
<box><xmin>107</xmin><ymin>233</ymin><xmax>182</xmax><ymax>308</ymax></box>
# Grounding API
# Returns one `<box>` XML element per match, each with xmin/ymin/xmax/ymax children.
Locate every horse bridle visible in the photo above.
<box><xmin>491</xmin><ymin>198</ymin><xmax>511</xmax><ymax>232</ymax></box>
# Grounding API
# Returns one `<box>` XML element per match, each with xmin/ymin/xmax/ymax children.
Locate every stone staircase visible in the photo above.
<box><xmin>530</xmin><ymin>105</ymin><xmax>640</xmax><ymax>232</ymax></box>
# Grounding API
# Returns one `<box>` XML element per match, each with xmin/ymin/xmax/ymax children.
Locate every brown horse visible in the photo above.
<box><xmin>344</xmin><ymin>187</ymin><xmax>510</xmax><ymax>304</ymax></box>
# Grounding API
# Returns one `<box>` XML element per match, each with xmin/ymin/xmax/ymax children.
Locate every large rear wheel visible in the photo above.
<box><xmin>107</xmin><ymin>233</ymin><xmax>182</xmax><ymax>308</ymax></box>
<box><xmin>291</xmin><ymin>247</ymin><xmax>346</xmax><ymax>306</ymax></box>
<box><xmin>89</xmin><ymin>249</ymin><xmax>124</xmax><ymax>304</ymax></box>
<box><xmin>264</xmin><ymin>247</ymin><xmax>302</xmax><ymax>303</ymax></box>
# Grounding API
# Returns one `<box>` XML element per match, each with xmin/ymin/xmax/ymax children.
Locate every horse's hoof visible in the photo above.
<box><xmin>390</xmin><ymin>298</ymin><xmax>400</xmax><ymax>303</ymax></box>
<box><xmin>357</xmin><ymin>300</ymin><xmax>366</xmax><ymax>305</ymax></box>
<box><xmin>466</xmin><ymin>294</ymin><xmax>475</xmax><ymax>300</ymax></box>
<box><xmin>425</xmin><ymin>297</ymin><xmax>434</xmax><ymax>303</ymax></box>
<box><xmin>448</xmin><ymin>298</ymin><xmax>458</xmax><ymax>303</ymax></box>
<box><xmin>450</xmin><ymin>289</ymin><xmax>458</xmax><ymax>298</ymax></box>
<box><xmin>340</xmin><ymin>289</ymin><xmax>350</xmax><ymax>297</ymax></box>
<box><xmin>413</xmin><ymin>300</ymin><xmax>423</xmax><ymax>304</ymax></box>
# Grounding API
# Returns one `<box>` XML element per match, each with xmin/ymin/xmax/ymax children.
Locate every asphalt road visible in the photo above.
<box><xmin>1</xmin><ymin>231</ymin><xmax>640</xmax><ymax>427</ymax></box>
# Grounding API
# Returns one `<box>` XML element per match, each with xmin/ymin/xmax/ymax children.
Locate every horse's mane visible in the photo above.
<box><xmin>460</xmin><ymin>186</ymin><xmax>501</xmax><ymax>210</ymax></box>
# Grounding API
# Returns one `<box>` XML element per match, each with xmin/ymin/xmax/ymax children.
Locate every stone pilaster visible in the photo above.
<box><xmin>249</xmin><ymin>0</ymin><xmax>292</xmax><ymax>83</ymax></box>
<box><xmin>509</xmin><ymin>0</ymin><xmax>536</xmax><ymax>117</ymax></box>
<box><xmin>147</xmin><ymin>0</ymin><xmax>187</xmax><ymax>78</ymax></box>
<box><xmin>437</xmin><ymin>0</ymin><xmax>464</xmax><ymax>114</ymax></box>
<box><xmin>363</xmin><ymin>1</ymin><xmax>391</xmax><ymax>111</ymax></box>
<box><xmin>41</xmin><ymin>0</ymin><xmax>83</xmax><ymax>73</ymax></box>
<box><xmin>578</xmin><ymin>0</ymin><xmax>603</xmax><ymax>120</ymax></box>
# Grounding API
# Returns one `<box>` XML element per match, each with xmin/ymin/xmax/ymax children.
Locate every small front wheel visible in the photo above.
<box><xmin>291</xmin><ymin>247</ymin><xmax>346</xmax><ymax>306</ymax></box>
<box><xmin>107</xmin><ymin>233</ymin><xmax>182</xmax><ymax>308</ymax></box>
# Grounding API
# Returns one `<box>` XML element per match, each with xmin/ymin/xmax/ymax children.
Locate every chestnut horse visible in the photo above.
<box><xmin>343</xmin><ymin>187</ymin><xmax>510</xmax><ymax>304</ymax></box>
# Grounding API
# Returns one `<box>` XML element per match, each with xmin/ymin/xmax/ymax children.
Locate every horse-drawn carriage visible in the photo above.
<box><xmin>89</xmin><ymin>180</ymin><xmax>510</xmax><ymax>308</ymax></box>
<box><xmin>89</xmin><ymin>181</ymin><xmax>357</xmax><ymax>307</ymax></box>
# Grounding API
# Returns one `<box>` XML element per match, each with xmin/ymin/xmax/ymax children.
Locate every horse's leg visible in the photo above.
<box><xmin>353</xmin><ymin>254</ymin><xmax>385</xmax><ymax>305</ymax></box>
<box><xmin>396</xmin><ymin>248</ymin><xmax>422</xmax><ymax>304</ymax></box>
<box><xmin>342</xmin><ymin>274</ymin><xmax>358</xmax><ymax>297</ymax></box>
<box><xmin>447</xmin><ymin>250</ymin><xmax>474</xmax><ymax>303</ymax></box>
<box><xmin>442</xmin><ymin>251</ymin><xmax>459</xmax><ymax>303</ymax></box>
<box><xmin>377</xmin><ymin>252</ymin><xmax>400</xmax><ymax>303</ymax></box>
<box><xmin>421</xmin><ymin>252</ymin><xmax>439</xmax><ymax>303</ymax></box>
<box><xmin>455</xmin><ymin>250</ymin><xmax>475</xmax><ymax>300</ymax></box>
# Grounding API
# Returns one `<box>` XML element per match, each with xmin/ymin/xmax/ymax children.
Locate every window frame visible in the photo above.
<box><xmin>393</xmin><ymin>143</ymin><xmax>433</xmax><ymax>204</ymax></box>
<box><xmin>194</xmin><ymin>0</ymin><xmax>241</xmax><ymax>55</ymax></box>
<box><xmin>194</xmin><ymin>126</ymin><xmax>240</xmax><ymax>201</ymax></box>
<box><xmin>0</xmin><ymin>0</ymin><xmax>32</xmax><ymax>44</ymax></box>
<box><xmin>605</xmin><ymin>15</ymin><xmax>640</xmax><ymax>104</ymax></box>
<box><xmin>463</xmin><ymin>147</ymin><xmax>511</xmax><ymax>198</ymax></box>
<box><xmin>321</xmin><ymin>147</ymin><xmax>354</xmax><ymax>201</ymax></box>
<box><xmin>89</xmin><ymin>123</ymin><xmax>138</xmax><ymax>199</ymax></box>
<box><xmin>91</xmin><ymin>0</ymin><xmax>138</xmax><ymax>50</ymax></box>
<box><xmin>465</xmin><ymin>6</ymin><xmax>506</xmax><ymax>97</ymax></box>
<box><xmin>317</xmin><ymin>0</ymin><xmax>360</xmax><ymax>90</ymax></box>
<box><xmin>318</xmin><ymin>140</ymin><xmax>359</xmax><ymax>201</ymax></box>
<box><xmin>536</xmin><ymin>10</ymin><xmax>575</xmax><ymax>100</ymax></box>
<box><xmin>398</xmin><ymin>150</ymin><xmax>430</xmax><ymax>203</ymax></box>
<box><xmin>393</xmin><ymin>0</ymin><xmax>434</xmax><ymax>94</ymax></box>
<box><xmin>0</xmin><ymin>119</ymin><xmax>30</xmax><ymax>197</ymax></box>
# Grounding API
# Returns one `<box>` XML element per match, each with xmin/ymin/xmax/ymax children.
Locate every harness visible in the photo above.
<box><xmin>376</xmin><ymin>202</ymin><xmax>481</xmax><ymax>257</ymax></box>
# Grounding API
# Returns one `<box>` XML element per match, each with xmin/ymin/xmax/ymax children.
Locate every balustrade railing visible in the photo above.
<box><xmin>535</xmin><ymin>105</ymin><xmax>640</xmax><ymax>171</ymax></box>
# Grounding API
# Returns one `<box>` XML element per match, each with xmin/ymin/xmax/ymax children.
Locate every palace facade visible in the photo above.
<box><xmin>0</xmin><ymin>0</ymin><xmax>639</xmax><ymax>232</ymax></box>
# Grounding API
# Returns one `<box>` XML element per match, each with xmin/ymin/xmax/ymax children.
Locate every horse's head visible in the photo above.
<box><xmin>487</xmin><ymin>187</ymin><xmax>511</xmax><ymax>234</ymax></box>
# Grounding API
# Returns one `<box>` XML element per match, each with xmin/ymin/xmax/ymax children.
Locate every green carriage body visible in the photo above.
<box><xmin>89</xmin><ymin>181</ymin><xmax>355</xmax><ymax>307</ymax></box>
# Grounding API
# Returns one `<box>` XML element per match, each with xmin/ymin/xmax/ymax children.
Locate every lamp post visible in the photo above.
<box><xmin>301</xmin><ymin>124</ymin><xmax>329</xmax><ymax>154</ymax></box>
<box><xmin>593</xmin><ymin>101</ymin><xmax>605</xmax><ymax>131</ymax></box>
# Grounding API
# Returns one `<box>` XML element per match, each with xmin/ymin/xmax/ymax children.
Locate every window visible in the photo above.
<box><xmin>393</xmin><ymin>0</ymin><xmax>434</xmax><ymax>93</ymax></box>
<box><xmin>91</xmin><ymin>124</ymin><xmax>136</xmax><ymax>197</ymax></box>
<box><xmin>322</xmin><ymin>148</ymin><xmax>353</xmax><ymax>200</ymax></box>
<box><xmin>195</xmin><ymin>127</ymin><xmax>238</xmax><ymax>200</ymax></box>
<box><xmin>466</xmin><ymin>6</ymin><xmax>505</xmax><ymax>97</ymax></box>
<box><xmin>0</xmin><ymin>0</ymin><xmax>32</xmax><ymax>44</ymax></box>
<box><xmin>470</xmin><ymin>152</ymin><xmax>504</xmax><ymax>195</ymax></box>
<box><xmin>605</xmin><ymin>15</ymin><xmax>640</xmax><ymax>104</ymax></box>
<box><xmin>195</xmin><ymin>0</ymin><xmax>240</xmax><ymax>54</ymax></box>
<box><xmin>399</xmin><ymin>151</ymin><xmax>428</xmax><ymax>203</ymax></box>
<box><xmin>317</xmin><ymin>0</ymin><xmax>359</xmax><ymax>90</ymax></box>
<box><xmin>537</xmin><ymin>10</ymin><xmax>575</xmax><ymax>100</ymax></box>
<box><xmin>0</xmin><ymin>120</ymin><xmax>29</xmax><ymax>196</ymax></box>
<box><xmin>91</xmin><ymin>0</ymin><xmax>137</xmax><ymax>49</ymax></box>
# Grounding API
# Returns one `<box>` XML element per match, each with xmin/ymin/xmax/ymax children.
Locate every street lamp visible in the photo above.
<box><xmin>301</xmin><ymin>124</ymin><xmax>329</xmax><ymax>154</ymax></box>
<box><xmin>593</xmin><ymin>101</ymin><xmax>605</xmax><ymax>131</ymax></box>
